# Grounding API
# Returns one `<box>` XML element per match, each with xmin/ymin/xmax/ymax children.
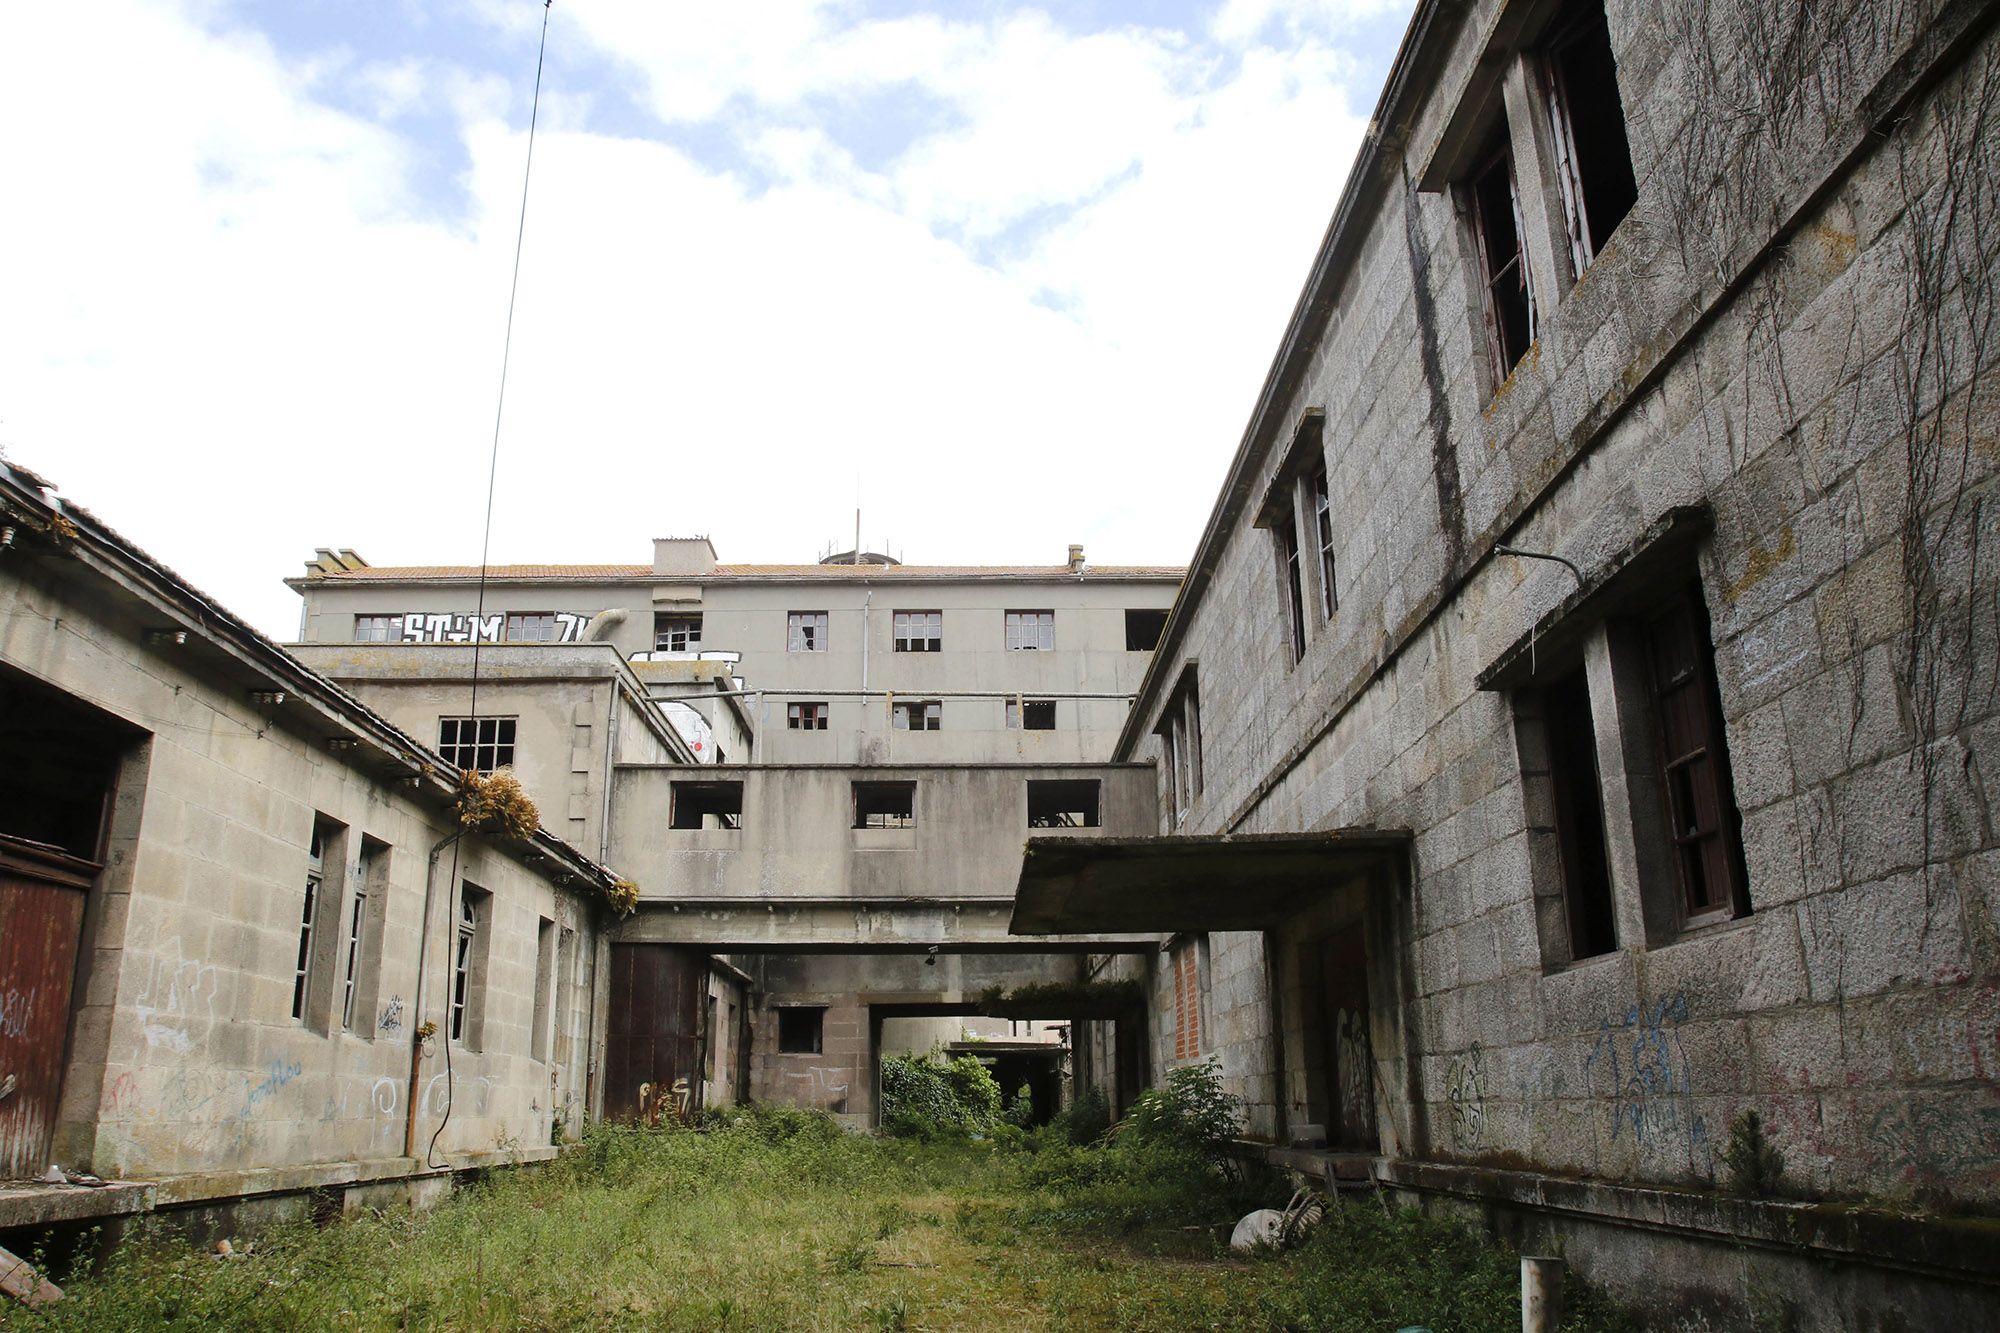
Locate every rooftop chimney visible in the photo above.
<box><xmin>653</xmin><ymin>536</ymin><xmax>718</xmax><ymax>578</ymax></box>
<box><xmin>1068</xmin><ymin>543</ymin><xmax>1085</xmax><ymax>574</ymax></box>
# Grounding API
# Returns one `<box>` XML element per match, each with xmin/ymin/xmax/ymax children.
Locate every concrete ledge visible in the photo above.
<box><xmin>0</xmin><ymin>1181</ymin><xmax>155</xmax><ymax>1231</ymax></box>
<box><xmin>1374</xmin><ymin>1158</ymin><xmax>2000</xmax><ymax>1288</ymax></box>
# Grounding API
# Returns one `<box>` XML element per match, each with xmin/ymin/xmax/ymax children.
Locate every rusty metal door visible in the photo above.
<box><xmin>1319</xmin><ymin>932</ymin><xmax>1378</xmax><ymax>1153</ymax></box>
<box><xmin>0</xmin><ymin>836</ymin><xmax>97</xmax><ymax>1178</ymax></box>
<box><xmin>604</xmin><ymin>945</ymin><xmax>706</xmax><ymax>1124</ymax></box>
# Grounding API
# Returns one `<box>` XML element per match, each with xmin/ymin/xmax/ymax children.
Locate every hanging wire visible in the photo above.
<box><xmin>430</xmin><ymin>0</ymin><xmax>556</xmax><ymax>1171</ymax></box>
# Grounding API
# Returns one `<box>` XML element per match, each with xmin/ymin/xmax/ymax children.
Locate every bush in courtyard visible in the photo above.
<box><xmin>1047</xmin><ymin>1086</ymin><xmax>1110</xmax><ymax>1146</ymax></box>
<box><xmin>1003</xmin><ymin>1083</ymin><xmax>1035</xmax><ymax>1128</ymax></box>
<box><xmin>1121</xmin><ymin>1058</ymin><xmax>1241</xmax><ymax>1165</ymax></box>
<box><xmin>879</xmin><ymin>1053</ymin><xmax>1003</xmax><ymax>1138</ymax></box>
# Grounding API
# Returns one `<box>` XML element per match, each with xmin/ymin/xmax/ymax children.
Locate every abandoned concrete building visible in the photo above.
<box><xmin>4</xmin><ymin>0</ymin><xmax>1999</xmax><ymax>1323</ymax></box>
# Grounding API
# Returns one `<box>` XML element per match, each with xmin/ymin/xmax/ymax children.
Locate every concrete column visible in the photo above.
<box><xmin>1584</xmin><ymin>622</ymin><xmax>1680</xmax><ymax>948</ymax></box>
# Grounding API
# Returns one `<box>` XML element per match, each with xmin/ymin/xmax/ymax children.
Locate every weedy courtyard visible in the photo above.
<box><xmin>1</xmin><ymin>1068</ymin><xmax>1632</xmax><ymax>1331</ymax></box>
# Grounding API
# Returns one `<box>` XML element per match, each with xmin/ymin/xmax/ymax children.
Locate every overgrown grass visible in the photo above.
<box><xmin>4</xmin><ymin>1107</ymin><xmax>1631</xmax><ymax>1331</ymax></box>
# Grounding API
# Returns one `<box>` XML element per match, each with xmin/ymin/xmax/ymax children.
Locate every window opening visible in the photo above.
<box><xmin>893</xmin><ymin>611</ymin><xmax>942</xmax><ymax>652</ymax></box>
<box><xmin>1645</xmin><ymin>587</ymin><xmax>1747</xmax><ymax>920</ymax></box>
<box><xmin>1470</xmin><ymin>125</ymin><xmax>1537</xmax><ymax>382</ymax></box>
<box><xmin>787</xmin><ymin>701</ymin><xmax>828</xmax><ymax>730</ymax></box>
<box><xmin>340</xmin><ymin>880</ymin><xmax>366</xmax><ymax>1030</ymax></box>
<box><xmin>505</xmin><ymin>612</ymin><xmax>560</xmax><ymax>642</ymax></box>
<box><xmin>1544</xmin><ymin>2</ymin><xmax>1638</xmax><ymax>275</ymax></box>
<box><xmin>437</xmin><ymin>716</ymin><xmax>516</xmax><ymax>773</ymax></box>
<box><xmin>671</xmin><ymin>781</ymin><xmax>743</xmax><ymax>830</ymax></box>
<box><xmin>1124</xmin><ymin>608</ymin><xmax>1168</xmax><ymax>651</ymax></box>
<box><xmin>1005</xmin><ymin>610</ymin><xmax>1055</xmax><ymax>651</ymax></box>
<box><xmin>1276</xmin><ymin>507</ymin><xmax>1306</xmax><ymax>662</ymax></box>
<box><xmin>853</xmin><ymin>781</ymin><xmax>916</xmax><ymax>829</ymax></box>
<box><xmin>353</xmin><ymin>615</ymin><xmax>403</xmax><ymax>643</ymax></box>
<box><xmin>450</xmin><ymin>887</ymin><xmax>480</xmax><ymax>1043</ymax></box>
<box><xmin>892</xmin><ymin>700</ymin><xmax>941</xmax><ymax>731</ymax></box>
<box><xmin>1543</xmin><ymin>668</ymin><xmax>1617</xmax><ymax>959</ymax></box>
<box><xmin>788</xmin><ymin>611</ymin><xmax>829</xmax><ymax>652</ymax></box>
<box><xmin>1310</xmin><ymin>465</ymin><xmax>1338</xmax><ymax>618</ymax></box>
<box><xmin>1007</xmin><ymin>700</ymin><xmax>1056</xmax><ymax>731</ymax></box>
<box><xmin>777</xmin><ymin>1007</ymin><xmax>824</xmax><ymax>1054</ymax></box>
<box><xmin>294</xmin><ymin>827</ymin><xmax>325</xmax><ymax>1022</ymax></box>
<box><xmin>532</xmin><ymin>918</ymin><xmax>555</xmax><ymax>1062</ymax></box>
<box><xmin>653</xmin><ymin>612</ymin><xmax>702</xmax><ymax>652</ymax></box>
<box><xmin>1028</xmin><ymin>779</ymin><xmax>1100</xmax><ymax>828</ymax></box>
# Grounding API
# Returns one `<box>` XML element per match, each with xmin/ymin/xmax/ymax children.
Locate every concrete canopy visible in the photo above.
<box><xmin>1009</xmin><ymin>831</ymin><xmax>1412</xmax><ymax>934</ymax></box>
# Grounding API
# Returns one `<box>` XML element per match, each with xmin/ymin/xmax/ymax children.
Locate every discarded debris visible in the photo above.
<box><xmin>0</xmin><ymin>1242</ymin><xmax>62</xmax><ymax>1308</ymax></box>
<box><xmin>1229</xmin><ymin>1189</ymin><xmax>1325</xmax><ymax>1254</ymax></box>
<box><xmin>38</xmin><ymin>1163</ymin><xmax>66</xmax><ymax>1185</ymax></box>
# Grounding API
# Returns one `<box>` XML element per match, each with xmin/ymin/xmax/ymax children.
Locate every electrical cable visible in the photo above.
<box><xmin>428</xmin><ymin>0</ymin><xmax>555</xmax><ymax>1172</ymax></box>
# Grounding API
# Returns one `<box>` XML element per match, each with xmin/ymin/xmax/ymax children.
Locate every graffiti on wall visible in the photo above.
<box><xmin>1586</xmin><ymin>991</ymin><xmax>1712</xmax><ymax>1176</ymax></box>
<box><xmin>389</xmin><ymin>612</ymin><xmax>594</xmax><ymax>645</ymax></box>
<box><xmin>130</xmin><ymin>939</ymin><xmax>220</xmax><ymax>1056</ymax></box>
<box><xmin>0</xmin><ymin>987</ymin><xmax>33</xmax><ymax>1039</ymax></box>
<box><xmin>378</xmin><ymin>995</ymin><xmax>404</xmax><ymax>1034</ymax></box>
<box><xmin>1445</xmin><ymin>1044</ymin><xmax>1488</xmax><ymax>1151</ymax></box>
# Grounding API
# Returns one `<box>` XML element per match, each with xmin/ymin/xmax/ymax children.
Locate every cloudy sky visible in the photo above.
<box><xmin>1</xmin><ymin>0</ymin><xmax>1412</xmax><ymax>638</ymax></box>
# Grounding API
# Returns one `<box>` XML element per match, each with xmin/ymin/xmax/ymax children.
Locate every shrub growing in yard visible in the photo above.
<box><xmin>878</xmin><ymin>1053</ymin><xmax>1004</xmax><ymax>1139</ymax></box>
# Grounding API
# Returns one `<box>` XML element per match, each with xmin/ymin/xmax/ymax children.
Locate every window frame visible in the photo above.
<box><xmin>353</xmin><ymin>614</ymin><xmax>403</xmax><ymax>643</ymax></box>
<box><xmin>1274</xmin><ymin>504</ymin><xmax>1307</xmax><ymax>663</ymax></box>
<box><xmin>892</xmin><ymin>610</ymin><xmax>943</xmax><ymax>653</ymax></box>
<box><xmin>1541</xmin><ymin>1</ymin><xmax>1639</xmax><ymax>278</ymax></box>
<box><xmin>653</xmin><ymin>612</ymin><xmax>703</xmax><ymax>653</ymax></box>
<box><xmin>1004</xmin><ymin>610</ymin><xmax>1056</xmax><ymax>651</ymax></box>
<box><xmin>1643</xmin><ymin>585</ymin><xmax>1749</xmax><ymax>924</ymax></box>
<box><xmin>450</xmin><ymin>884</ymin><xmax>491</xmax><ymax>1048</ymax></box>
<box><xmin>891</xmin><ymin>700</ymin><xmax>942</xmax><ymax>731</ymax></box>
<box><xmin>437</xmin><ymin>715</ymin><xmax>517</xmax><ymax>774</ymax></box>
<box><xmin>787</xmin><ymin>701</ymin><xmax>829</xmax><ymax>730</ymax></box>
<box><xmin>1309</xmin><ymin>464</ymin><xmax>1338</xmax><ymax>620</ymax></box>
<box><xmin>504</xmin><ymin>612</ymin><xmax>561</xmax><ymax>643</ymax></box>
<box><xmin>1468</xmin><ymin>126</ymin><xmax>1539</xmax><ymax>386</ymax></box>
<box><xmin>1006</xmin><ymin>699</ymin><xmax>1057</xmax><ymax>731</ymax></box>
<box><xmin>294</xmin><ymin>828</ymin><xmax>325</xmax><ymax>1023</ymax></box>
<box><xmin>787</xmin><ymin>611</ymin><xmax>830</xmax><ymax>653</ymax></box>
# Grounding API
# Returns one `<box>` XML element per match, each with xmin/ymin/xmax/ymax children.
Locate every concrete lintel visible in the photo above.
<box><xmin>615</xmin><ymin>899</ymin><xmax>1158</xmax><ymax>952</ymax></box>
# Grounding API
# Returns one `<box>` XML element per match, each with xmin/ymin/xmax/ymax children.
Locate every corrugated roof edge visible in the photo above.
<box><xmin>286</xmin><ymin>563</ymin><xmax>1187</xmax><ymax>585</ymax></box>
<box><xmin>0</xmin><ymin>459</ymin><xmax>631</xmax><ymax>901</ymax></box>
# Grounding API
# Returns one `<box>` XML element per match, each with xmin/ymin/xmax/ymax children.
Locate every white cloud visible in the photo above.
<box><xmin>0</xmin><ymin>0</ymin><xmax>1402</xmax><ymax>637</ymax></box>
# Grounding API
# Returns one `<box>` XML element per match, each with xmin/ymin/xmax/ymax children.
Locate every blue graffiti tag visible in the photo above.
<box><xmin>245</xmin><ymin>1058</ymin><xmax>303</xmax><ymax>1112</ymax></box>
<box><xmin>1585</xmin><ymin>991</ymin><xmax>1711</xmax><ymax>1175</ymax></box>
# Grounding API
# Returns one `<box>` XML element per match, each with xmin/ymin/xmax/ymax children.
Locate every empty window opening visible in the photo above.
<box><xmin>0</xmin><ymin>662</ymin><xmax>142</xmax><ymax>858</ymax></box>
<box><xmin>1028</xmin><ymin>780</ymin><xmax>1100</xmax><ymax>828</ymax></box>
<box><xmin>343</xmin><ymin>836</ymin><xmax>388</xmax><ymax>1035</ymax></box>
<box><xmin>653</xmin><ymin>612</ymin><xmax>702</xmax><ymax>653</ymax></box>
<box><xmin>1007</xmin><ymin>700</ymin><xmax>1057</xmax><ymax>731</ymax></box>
<box><xmin>1645</xmin><ymin>586</ymin><xmax>1747</xmax><ymax>921</ymax></box>
<box><xmin>532</xmin><ymin>917</ymin><xmax>555</xmax><ymax>1062</ymax></box>
<box><xmin>787</xmin><ymin>702</ymin><xmax>828</xmax><ymax>730</ymax></box>
<box><xmin>450</xmin><ymin>885</ymin><xmax>489</xmax><ymax>1046</ymax></box>
<box><xmin>1275</xmin><ymin>507</ymin><xmax>1306</xmax><ymax>662</ymax></box>
<box><xmin>1544</xmin><ymin>1</ymin><xmax>1638</xmax><ymax>274</ymax></box>
<box><xmin>1005</xmin><ymin>610</ymin><xmax>1055</xmax><ymax>651</ymax></box>
<box><xmin>1470</xmin><ymin>125</ymin><xmax>1537</xmax><ymax>382</ymax></box>
<box><xmin>1310</xmin><ymin>465</ymin><xmax>1338</xmax><ymax>619</ymax></box>
<box><xmin>505</xmin><ymin>612</ymin><xmax>560</xmax><ymax>643</ymax></box>
<box><xmin>777</xmin><ymin>1007</ymin><xmax>824</xmax><ymax>1054</ymax></box>
<box><xmin>353</xmin><ymin>614</ymin><xmax>403</xmax><ymax>643</ymax></box>
<box><xmin>1159</xmin><ymin>676</ymin><xmax>1203</xmax><ymax>829</ymax></box>
<box><xmin>437</xmin><ymin>716</ymin><xmax>516</xmax><ymax>773</ymax></box>
<box><xmin>1125</xmin><ymin>608</ymin><xmax>1168</xmax><ymax>651</ymax></box>
<box><xmin>892</xmin><ymin>700</ymin><xmax>941</xmax><ymax>731</ymax></box>
<box><xmin>853</xmin><ymin>781</ymin><xmax>916</xmax><ymax>829</ymax></box>
<box><xmin>1542</xmin><ymin>669</ymin><xmax>1617</xmax><ymax>960</ymax></box>
<box><xmin>671</xmin><ymin>781</ymin><xmax>743</xmax><ymax>830</ymax></box>
<box><xmin>788</xmin><ymin>611</ymin><xmax>829</xmax><ymax>652</ymax></box>
<box><xmin>893</xmin><ymin>611</ymin><xmax>942</xmax><ymax>652</ymax></box>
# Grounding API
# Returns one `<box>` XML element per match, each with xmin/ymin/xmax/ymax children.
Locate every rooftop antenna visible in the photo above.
<box><xmin>853</xmin><ymin>508</ymin><xmax>861</xmax><ymax>564</ymax></box>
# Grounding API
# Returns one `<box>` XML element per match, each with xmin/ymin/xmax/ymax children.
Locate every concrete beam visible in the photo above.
<box><xmin>612</xmin><ymin>899</ymin><xmax>1158</xmax><ymax>953</ymax></box>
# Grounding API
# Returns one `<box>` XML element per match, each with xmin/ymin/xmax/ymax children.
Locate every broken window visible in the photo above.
<box><xmin>787</xmin><ymin>701</ymin><xmax>828</xmax><ymax>731</ymax></box>
<box><xmin>1156</xmin><ymin>672</ymin><xmax>1202</xmax><ymax>829</ymax></box>
<box><xmin>342</xmin><ymin>836</ymin><xmax>387</xmax><ymax>1034</ymax></box>
<box><xmin>1275</xmin><ymin>505</ymin><xmax>1306</xmax><ymax>662</ymax></box>
<box><xmin>1124</xmin><ymin>608</ymin><xmax>1168</xmax><ymax>651</ymax></box>
<box><xmin>505</xmin><ymin>612</ymin><xmax>561</xmax><ymax>643</ymax></box>
<box><xmin>1006</xmin><ymin>699</ymin><xmax>1056</xmax><ymax>731</ymax></box>
<box><xmin>437</xmin><ymin>716</ymin><xmax>516</xmax><ymax>773</ymax></box>
<box><xmin>1310</xmin><ymin>464</ymin><xmax>1337</xmax><ymax>619</ymax></box>
<box><xmin>654</xmin><ymin>612</ymin><xmax>702</xmax><ymax>652</ymax></box>
<box><xmin>1005</xmin><ymin>610</ymin><xmax>1055</xmax><ymax>651</ymax></box>
<box><xmin>1027</xmin><ymin>779</ymin><xmax>1100</xmax><ymax>828</ymax></box>
<box><xmin>1544</xmin><ymin>1</ymin><xmax>1638</xmax><ymax>276</ymax></box>
<box><xmin>853</xmin><ymin>781</ymin><xmax>916</xmax><ymax>829</ymax></box>
<box><xmin>451</xmin><ymin>884</ymin><xmax>490</xmax><ymax>1047</ymax></box>
<box><xmin>353</xmin><ymin>614</ymin><xmax>403</xmax><ymax>643</ymax></box>
<box><xmin>788</xmin><ymin>611</ymin><xmax>829</xmax><ymax>652</ymax></box>
<box><xmin>671</xmin><ymin>781</ymin><xmax>743</xmax><ymax>830</ymax></box>
<box><xmin>1541</xmin><ymin>668</ymin><xmax>1617</xmax><ymax>959</ymax></box>
<box><xmin>892</xmin><ymin>700</ymin><xmax>941</xmax><ymax>731</ymax></box>
<box><xmin>893</xmin><ymin>611</ymin><xmax>942</xmax><ymax>652</ymax></box>
<box><xmin>1469</xmin><ymin>124</ymin><xmax>1537</xmax><ymax>383</ymax></box>
<box><xmin>777</xmin><ymin>1007</ymin><xmax>824</xmax><ymax>1054</ymax></box>
<box><xmin>294</xmin><ymin>823</ymin><xmax>329</xmax><ymax>1022</ymax></box>
<box><xmin>1645</xmin><ymin>585</ymin><xmax>1747</xmax><ymax>921</ymax></box>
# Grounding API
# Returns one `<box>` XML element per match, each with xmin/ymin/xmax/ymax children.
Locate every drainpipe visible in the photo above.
<box><xmin>404</xmin><ymin>826</ymin><xmax>464</xmax><ymax>1160</ymax></box>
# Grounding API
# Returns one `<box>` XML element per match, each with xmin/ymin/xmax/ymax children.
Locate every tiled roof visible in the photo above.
<box><xmin>308</xmin><ymin>562</ymin><xmax>1186</xmax><ymax>581</ymax></box>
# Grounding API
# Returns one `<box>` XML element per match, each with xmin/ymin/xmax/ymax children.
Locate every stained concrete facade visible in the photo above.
<box><xmin>286</xmin><ymin>544</ymin><xmax>1182</xmax><ymax>765</ymax></box>
<box><xmin>0</xmin><ymin>462</ymin><xmax>629</xmax><ymax>1229</ymax></box>
<box><xmin>1052</xmin><ymin>0</ymin><xmax>2000</xmax><ymax>1323</ymax></box>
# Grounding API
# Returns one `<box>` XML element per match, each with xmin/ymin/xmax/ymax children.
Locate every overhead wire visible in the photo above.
<box><xmin>428</xmin><ymin>0</ymin><xmax>556</xmax><ymax>1171</ymax></box>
